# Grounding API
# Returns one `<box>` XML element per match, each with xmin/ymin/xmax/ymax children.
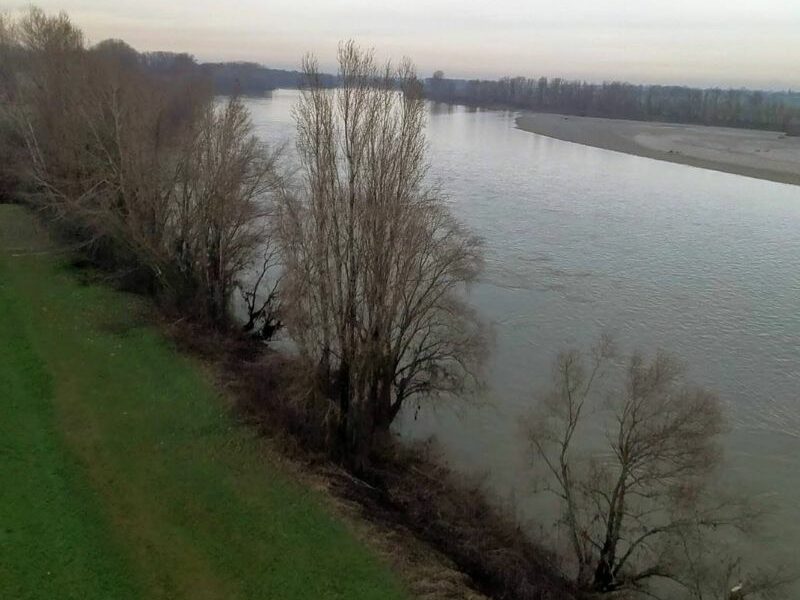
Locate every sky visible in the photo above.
<box><xmin>7</xmin><ymin>0</ymin><xmax>800</xmax><ymax>89</ymax></box>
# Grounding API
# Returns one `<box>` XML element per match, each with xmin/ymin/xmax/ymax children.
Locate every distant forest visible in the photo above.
<box><xmin>201</xmin><ymin>61</ymin><xmax>336</xmax><ymax>94</ymax></box>
<box><xmin>424</xmin><ymin>72</ymin><xmax>800</xmax><ymax>132</ymax></box>
<box><xmin>127</xmin><ymin>47</ymin><xmax>800</xmax><ymax>133</ymax></box>
<box><xmin>130</xmin><ymin>48</ymin><xmax>337</xmax><ymax>93</ymax></box>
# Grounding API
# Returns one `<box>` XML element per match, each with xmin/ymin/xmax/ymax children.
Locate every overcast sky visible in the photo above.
<box><xmin>9</xmin><ymin>0</ymin><xmax>800</xmax><ymax>89</ymax></box>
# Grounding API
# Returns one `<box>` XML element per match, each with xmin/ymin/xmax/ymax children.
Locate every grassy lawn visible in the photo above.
<box><xmin>0</xmin><ymin>204</ymin><xmax>407</xmax><ymax>600</ymax></box>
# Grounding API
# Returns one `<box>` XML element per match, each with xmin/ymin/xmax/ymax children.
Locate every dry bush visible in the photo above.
<box><xmin>345</xmin><ymin>443</ymin><xmax>578</xmax><ymax>600</ymax></box>
<box><xmin>233</xmin><ymin>354</ymin><xmax>336</xmax><ymax>456</ymax></box>
<box><xmin>222</xmin><ymin>347</ymin><xmax>575</xmax><ymax>600</ymax></box>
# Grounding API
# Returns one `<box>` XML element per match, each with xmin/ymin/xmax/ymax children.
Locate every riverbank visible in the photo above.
<box><xmin>515</xmin><ymin>113</ymin><xmax>800</xmax><ymax>186</ymax></box>
<box><xmin>0</xmin><ymin>203</ymin><xmax>569</xmax><ymax>600</ymax></box>
<box><xmin>0</xmin><ymin>204</ymin><xmax>408</xmax><ymax>600</ymax></box>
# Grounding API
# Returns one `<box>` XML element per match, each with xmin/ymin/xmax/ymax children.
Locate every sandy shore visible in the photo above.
<box><xmin>516</xmin><ymin>113</ymin><xmax>800</xmax><ymax>186</ymax></box>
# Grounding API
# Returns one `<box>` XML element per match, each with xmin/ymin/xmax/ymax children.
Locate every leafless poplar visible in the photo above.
<box><xmin>279</xmin><ymin>41</ymin><xmax>485</xmax><ymax>464</ymax></box>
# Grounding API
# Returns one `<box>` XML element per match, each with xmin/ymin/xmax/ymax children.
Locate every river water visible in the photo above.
<box><xmin>245</xmin><ymin>90</ymin><xmax>800</xmax><ymax>575</ymax></box>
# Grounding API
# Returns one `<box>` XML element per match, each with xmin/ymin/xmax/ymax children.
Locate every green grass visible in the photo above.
<box><xmin>0</xmin><ymin>205</ymin><xmax>407</xmax><ymax>600</ymax></box>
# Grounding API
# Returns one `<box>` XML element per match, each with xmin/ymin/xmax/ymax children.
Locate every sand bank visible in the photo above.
<box><xmin>516</xmin><ymin>113</ymin><xmax>800</xmax><ymax>186</ymax></box>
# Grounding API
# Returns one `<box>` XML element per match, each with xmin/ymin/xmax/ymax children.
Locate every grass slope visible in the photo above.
<box><xmin>0</xmin><ymin>205</ymin><xmax>407</xmax><ymax>600</ymax></box>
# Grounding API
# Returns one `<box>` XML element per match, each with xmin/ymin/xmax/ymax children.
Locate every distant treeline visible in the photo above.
<box><xmin>96</xmin><ymin>44</ymin><xmax>337</xmax><ymax>94</ymax></box>
<box><xmin>201</xmin><ymin>61</ymin><xmax>336</xmax><ymax>94</ymax></box>
<box><xmin>425</xmin><ymin>73</ymin><xmax>800</xmax><ymax>132</ymax></box>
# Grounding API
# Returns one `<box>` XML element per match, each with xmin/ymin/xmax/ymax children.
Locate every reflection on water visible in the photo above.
<box><xmin>245</xmin><ymin>90</ymin><xmax>800</xmax><ymax>575</ymax></box>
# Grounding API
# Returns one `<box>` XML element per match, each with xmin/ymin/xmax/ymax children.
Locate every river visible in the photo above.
<box><xmin>245</xmin><ymin>89</ymin><xmax>800</xmax><ymax>580</ymax></box>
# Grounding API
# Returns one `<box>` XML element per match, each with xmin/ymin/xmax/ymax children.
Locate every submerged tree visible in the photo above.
<box><xmin>173</xmin><ymin>96</ymin><xmax>281</xmax><ymax>326</ymax></box>
<box><xmin>525</xmin><ymin>338</ymin><xmax>789</xmax><ymax>599</ymax></box>
<box><xmin>279</xmin><ymin>41</ymin><xmax>485</xmax><ymax>465</ymax></box>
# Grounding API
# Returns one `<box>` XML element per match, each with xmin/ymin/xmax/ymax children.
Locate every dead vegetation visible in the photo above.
<box><xmin>164</xmin><ymin>316</ymin><xmax>577</xmax><ymax>600</ymax></box>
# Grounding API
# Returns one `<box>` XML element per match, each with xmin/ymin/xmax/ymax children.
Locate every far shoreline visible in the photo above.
<box><xmin>515</xmin><ymin>113</ymin><xmax>800</xmax><ymax>187</ymax></box>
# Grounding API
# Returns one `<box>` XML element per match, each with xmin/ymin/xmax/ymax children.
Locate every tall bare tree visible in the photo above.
<box><xmin>279</xmin><ymin>41</ymin><xmax>485</xmax><ymax>465</ymax></box>
<box><xmin>525</xmin><ymin>338</ymin><xmax>786</xmax><ymax>599</ymax></box>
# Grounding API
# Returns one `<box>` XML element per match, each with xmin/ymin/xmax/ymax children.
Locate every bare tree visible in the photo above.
<box><xmin>10</xmin><ymin>8</ymin><xmax>281</xmax><ymax>327</ymax></box>
<box><xmin>525</xmin><ymin>338</ymin><xmax>785</xmax><ymax>599</ymax></box>
<box><xmin>279</xmin><ymin>41</ymin><xmax>485</xmax><ymax>465</ymax></box>
<box><xmin>173</xmin><ymin>95</ymin><xmax>281</xmax><ymax>325</ymax></box>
